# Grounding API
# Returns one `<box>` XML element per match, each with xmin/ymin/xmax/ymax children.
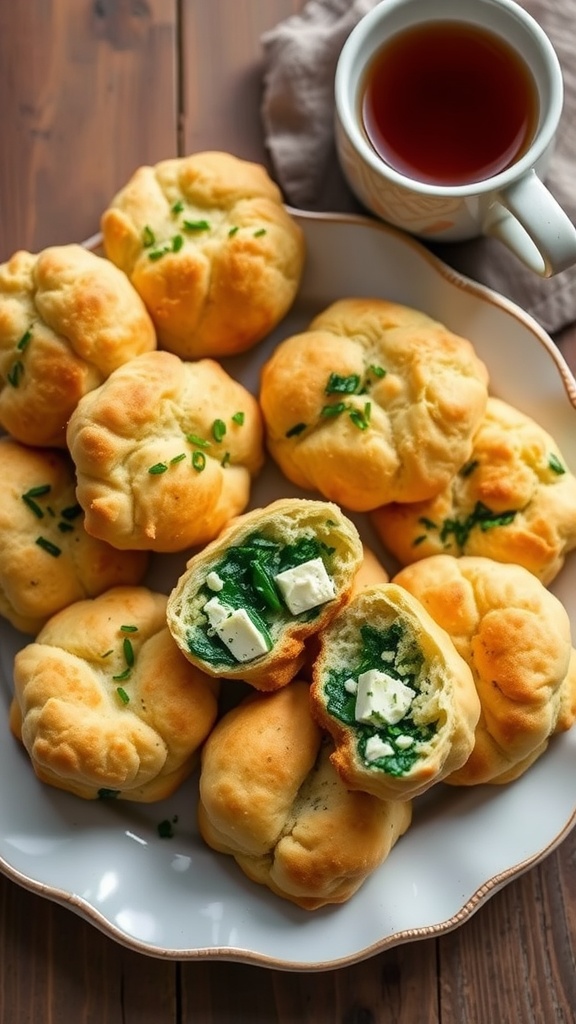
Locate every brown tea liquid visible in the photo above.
<box><xmin>361</xmin><ymin>21</ymin><xmax>539</xmax><ymax>185</ymax></box>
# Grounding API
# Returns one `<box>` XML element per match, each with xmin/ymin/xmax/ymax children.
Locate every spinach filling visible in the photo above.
<box><xmin>186</xmin><ymin>530</ymin><xmax>336</xmax><ymax>665</ymax></box>
<box><xmin>324</xmin><ymin>621</ymin><xmax>437</xmax><ymax>776</ymax></box>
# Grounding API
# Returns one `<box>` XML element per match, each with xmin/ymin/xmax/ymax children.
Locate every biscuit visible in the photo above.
<box><xmin>197</xmin><ymin>680</ymin><xmax>412</xmax><ymax>909</ymax></box>
<box><xmin>310</xmin><ymin>583</ymin><xmax>480</xmax><ymax>800</ymax></box>
<box><xmin>66</xmin><ymin>350</ymin><xmax>264</xmax><ymax>552</ymax></box>
<box><xmin>100</xmin><ymin>150</ymin><xmax>305</xmax><ymax>359</ymax></box>
<box><xmin>166</xmin><ymin>498</ymin><xmax>364</xmax><ymax>691</ymax></box>
<box><xmin>372</xmin><ymin>398</ymin><xmax>576</xmax><ymax>585</ymax></box>
<box><xmin>0</xmin><ymin>436</ymin><xmax>148</xmax><ymax>634</ymax></box>
<box><xmin>0</xmin><ymin>244</ymin><xmax>156</xmax><ymax>447</ymax></box>
<box><xmin>10</xmin><ymin>586</ymin><xmax>220</xmax><ymax>801</ymax></box>
<box><xmin>259</xmin><ymin>297</ymin><xmax>489</xmax><ymax>510</ymax></box>
<box><xmin>392</xmin><ymin>555</ymin><xmax>576</xmax><ymax>785</ymax></box>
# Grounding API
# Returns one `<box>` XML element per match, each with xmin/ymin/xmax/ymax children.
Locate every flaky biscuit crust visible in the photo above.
<box><xmin>11</xmin><ymin>586</ymin><xmax>219</xmax><ymax>801</ymax></box>
<box><xmin>166</xmin><ymin>497</ymin><xmax>364</xmax><ymax>691</ymax></box>
<box><xmin>392</xmin><ymin>555</ymin><xmax>576</xmax><ymax>784</ymax></box>
<box><xmin>259</xmin><ymin>297</ymin><xmax>489</xmax><ymax>510</ymax></box>
<box><xmin>0</xmin><ymin>244</ymin><xmax>156</xmax><ymax>446</ymax></box>
<box><xmin>66</xmin><ymin>350</ymin><xmax>264</xmax><ymax>552</ymax></box>
<box><xmin>310</xmin><ymin>583</ymin><xmax>480</xmax><ymax>801</ymax></box>
<box><xmin>0</xmin><ymin>437</ymin><xmax>148</xmax><ymax>634</ymax></box>
<box><xmin>198</xmin><ymin>681</ymin><xmax>412</xmax><ymax>909</ymax></box>
<box><xmin>372</xmin><ymin>398</ymin><xmax>576</xmax><ymax>584</ymax></box>
<box><xmin>101</xmin><ymin>151</ymin><xmax>305</xmax><ymax>358</ymax></box>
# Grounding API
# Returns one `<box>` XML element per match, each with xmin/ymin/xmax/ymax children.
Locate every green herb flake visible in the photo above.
<box><xmin>148</xmin><ymin>248</ymin><xmax>168</xmax><ymax>261</ymax></box>
<box><xmin>253</xmin><ymin>228</ymin><xmax>267</xmax><ymax>237</ymax></box>
<box><xmin>170</xmin><ymin>452</ymin><xmax>187</xmax><ymax>465</ymax></box>
<box><xmin>192</xmin><ymin>450</ymin><xmax>206</xmax><ymax>472</ymax></box>
<box><xmin>171</xmin><ymin>200</ymin><xmax>184</xmax><ymax>214</ymax></box>
<box><xmin>35</xmin><ymin>536</ymin><xmax>61</xmax><ymax>557</ymax></box>
<box><xmin>142</xmin><ymin>225</ymin><xmax>156</xmax><ymax>248</ymax></box>
<box><xmin>116</xmin><ymin>686</ymin><xmax>130</xmax><ymax>705</ymax></box>
<box><xmin>368</xmin><ymin>364</ymin><xmax>386</xmax><ymax>379</ymax></box>
<box><xmin>112</xmin><ymin>667</ymin><xmax>131</xmax><ymax>682</ymax></box>
<box><xmin>120</xmin><ymin>625</ymin><xmax>138</xmax><ymax>633</ymax></box>
<box><xmin>231</xmin><ymin>411</ymin><xmax>245</xmax><ymax>425</ymax></box>
<box><xmin>459</xmin><ymin>459</ymin><xmax>479</xmax><ymax>478</ymax></box>
<box><xmin>212</xmin><ymin>418</ymin><xmax>227</xmax><ymax>443</ymax></box>
<box><xmin>17</xmin><ymin>328</ymin><xmax>33</xmax><ymax>351</ymax></box>
<box><xmin>320</xmin><ymin>401</ymin><xmax>348</xmax><ymax>419</ymax></box>
<box><xmin>22</xmin><ymin>484</ymin><xmax>51</xmax><ymax>518</ymax></box>
<box><xmin>186</xmin><ymin>433</ymin><xmax>211</xmax><ymax>449</ymax></box>
<box><xmin>60</xmin><ymin>503</ymin><xmax>82</xmax><ymax>521</ymax></box>
<box><xmin>413</xmin><ymin>535</ymin><xmax>428</xmax><ymax>546</ymax></box>
<box><xmin>183</xmin><ymin>219</ymin><xmax>210</xmax><ymax>232</ymax></box>
<box><xmin>221</xmin><ymin>451</ymin><xmax>231</xmax><ymax>468</ymax></box>
<box><xmin>100</xmin><ymin>649</ymin><xmax>114</xmax><ymax>659</ymax></box>
<box><xmin>548</xmin><ymin>453</ymin><xmax>566</xmax><ymax>475</ymax></box>
<box><xmin>58</xmin><ymin>521</ymin><xmax>74</xmax><ymax>533</ymax></box>
<box><xmin>171</xmin><ymin>234</ymin><xmax>184</xmax><ymax>252</ymax></box>
<box><xmin>349</xmin><ymin>405</ymin><xmax>371</xmax><ymax>431</ymax></box>
<box><xmin>286</xmin><ymin>422</ymin><xmax>307</xmax><ymax>438</ymax></box>
<box><xmin>7</xmin><ymin>360</ymin><xmax>24</xmax><ymax>387</ymax></box>
<box><xmin>325</xmin><ymin>373</ymin><xmax>361</xmax><ymax>395</ymax></box>
<box><xmin>228</xmin><ymin>225</ymin><xmax>239</xmax><ymax>237</ymax></box>
<box><xmin>123</xmin><ymin>637</ymin><xmax>135</xmax><ymax>667</ymax></box>
<box><xmin>148</xmin><ymin>462</ymin><xmax>168</xmax><ymax>475</ymax></box>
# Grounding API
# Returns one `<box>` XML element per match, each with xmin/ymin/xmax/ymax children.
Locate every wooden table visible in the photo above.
<box><xmin>1</xmin><ymin>3</ymin><xmax>575</xmax><ymax>1021</ymax></box>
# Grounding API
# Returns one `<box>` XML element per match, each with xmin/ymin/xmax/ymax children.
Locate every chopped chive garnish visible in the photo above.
<box><xmin>123</xmin><ymin>637</ymin><xmax>135</xmax><ymax>667</ymax></box>
<box><xmin>460</xmin><ymin>460</ymin><xmax>479</xmax><ymax>477</ymax></box>
<box><xmin>17</xmin><ymin>328</ymin><xmax>32</xmax><ymax>350</ymax></box>
<box><xmin>24</xmin><ymin>484</ymin><xmax>51</xmax><ymax>499</ymax></box>
<box><xmin>183</xmin><ymin>219</ymin><xmax>210</xmax><ymax>232</ymax></box>
<box><xmin>286</xmin><ymin>422</ymin><xmax>307</xmax><ymax>438</ymax></box>
<box><xmin>325</xmin><ymin>373</ymin><xmax>361</xmax><ymax>395</ymax></box>
<box><xmin>228</xmin><ymin>225</ymin><xmax>239</xmax><ymax>237</ymax></box>
<box><xmin>116</xmin><ymin>686</ymin><xmax>130</xmax><ymax>705</ymax></box>
<box><xmin>231</xmin><ymin>411</ymin><xmax>245</xmax><ymax>425</ymax></box>
<box><xmin>148</xmin><ymin>462</ymin><xmax>168</xmax><ymax>474</ymax></box>
<box><xmin>35</xmin><ymin>536</ymin><xmax>61</xmax><ymax>557</ymax></box>
<box><xmin>7</xmin><ymin>361</ymin><xmax>24</xmax><ymax>387</ymax></box>
<box><xmin>112</xmin><ymin>667</ymin><xmax>131</xmax><ymax>682</ymax></box>
<box><xmin>548</xmin><ymin>453</ymin><xmax>566</xmax><ymax>474</ymax></box>
<box><xmin>368</xmin><ymin>364</ymin><xmax>386</xmax><ymax>378</ymax></box>
<box><xmin>171</xmin><ymin>200</ymin><xmax>184</xmax><ymax>214</ymax></box>
<box><xmin>253</xmin><ymin>228</ymin><xmax>266</xmax><ymax>237</ymax></box>
<box><xmin>148</xmin><ymin>248</ymin><xmax>167</xmax><ymax>261</ymax></box>
<box><xmin>58</xmin><ymin>522</ymin><xmax>74</xmax><ymax>533</ymax></box>
<box><xmin>349</xmin><ymin>406</ymin><xmax>370</xmax><ymax>430</ymax></box>
<box><xmin>192</xmin><ymin>451</ymin><xmax>206</xmax><ymax>472</ymax></box>
<box><xmin>221</xmin><ymin>451</ymin><xmax>231</xmax><ymax>467</ymax></box>
<box><xmin>100</xmin><ymin>650</ymin><xmax>114</xmax><ymax>659</ymax></box>
<box><xmin>172</xmin><ymin>234</ymin><xmax>184</xmax><ymax>252</ymax></box>
<box><xmin>60</xmin><ymin>503</ymin><xmax>82</xmax><ymax>520</ymax></box>
<box><xmin>142</xmin><ymin>225</ymin><xmax>156</xmax><ymax>247</ymax></box>
<box><xmin>170</xmin><ymin>452</ymin><xmax>187</xmax><ymax>464</ymax></box>
<box><xmin>22</xmin><ymin>499</ymin><xmax>44</xmax><ymax>519</ymax></box>
<box><xmin>186</xmin><ymin>433</ymin><xmax>211</xmax><ymax>448</ymax></box>
<box><xmin>321</xmin><ymin>402</ymin><xmax>347</xmax><ymax>418</ymax></box>
<box><xmin>212</xmin><ymin>418</ymin><xmax>226</xmax><ymax>443</ymax></box>
<box><xmin>120</xmin><ymin>625</ymin><xmax>138</xmax><ymax>632</ymax></box>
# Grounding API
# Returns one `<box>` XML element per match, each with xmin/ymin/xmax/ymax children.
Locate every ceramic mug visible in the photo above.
<box><xmin>334</xmin><ymin>0</ymin><xmax>576</xmax><ymax>277</ymax></box>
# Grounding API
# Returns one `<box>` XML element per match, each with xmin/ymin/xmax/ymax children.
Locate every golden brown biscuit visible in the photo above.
<box><xmin>166</xmin><ymin>498</ymin><xmax>364</xmax><ymax>691</ymax></box>
<box><xmin>310</xmin><ymin>583</ymin><xmax>480</xmax><ymax>800</ymax></box>
<box><xmin>0</xmin><ymin>436</ymin><xmax>148</xmax><ymax>634</ymax></box>
<box><xmin>392</xmin><ymin>555</ymin><xmax>576</xmax><ymax>785</ymax></box>
<box><xmin>259</xmin><ymin>297</ymin><xmax>489</xmax><ymax>510</ymax></box>
<box><xmin>198</xmin><ymin>680</ymin><xmax>412</xmax><ymax>909</ymax></box>
<box><xmin>100</xmin><ymin>151</ymin><xmax>305</xmax><ymax>359</ymax></box>
<box><xmin>0</xmin><ymin>244</ymin><xmax>156</xmax><ymax>446</ymax></box>
<box><xmin>372</xmin><ymin>398</ymin><xmax>576</xmax><ymax>585</ymax></box>
<box><xmin>10</xmin><ymin>586</ymin><xmax>220</xmax><ymax>801</ymax></box>
<box><xmin>66</xmin><ymin>349</ymin><xmax>264</xmax><ymax>552</ymax></box>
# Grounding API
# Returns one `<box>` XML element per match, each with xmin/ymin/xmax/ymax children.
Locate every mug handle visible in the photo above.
<box><xmin>483</xmin><ymin>170</ymin><xmax>576</xmax><ymax>277</ymax></box>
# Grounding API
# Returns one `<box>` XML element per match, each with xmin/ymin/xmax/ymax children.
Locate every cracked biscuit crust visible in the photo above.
<box><xmin>259</xmin><ymin>297</ymin><xmax>489</xmax><ymax>511</ymax></box>
<box><xmin>101</xmin><ymin>150</ymin><xmax>305</xmax><ymax>359</ymax></box>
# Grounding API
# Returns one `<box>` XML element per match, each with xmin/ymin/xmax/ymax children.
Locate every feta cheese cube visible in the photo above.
<box><xmin>203</xmin><ymin>596</ymin><xmax>229</xmax><ymax>627</ymax></box>
<box><xmin>213</xmin><ymin>607</ymin><xmax>271</xmax><ymax>662</ymax></box>
<box><xmin>273</xmin><ymin>557</ymin><xmax>336</xmax><ymax>615</ymax></box>
<box><xmin>354</xmin><ymin>669</ymin><xmax>415</xmax><ymax>726</ymax></box>
<box><xmin>344</xmin><ymin>677</ymin><xmax>358</xmax><ymax>695</ymax></box>
<box><xmin>205</xmin><ymin>571</ymin><xmax>224</xmax><ymax>592</ymax></box>
<box><xmin>395</xmin><ymin>734</ymin><xmax>415</xmax><ymax>750</ymax></box>
<box><xmin>364</xmin><ymin>735</ymin><xmax>395</xmax><ymax>762</ymax></box>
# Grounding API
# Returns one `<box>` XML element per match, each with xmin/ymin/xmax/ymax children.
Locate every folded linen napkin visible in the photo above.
<box><xmin>261</xmin><ymin>0</ymin><xmax>576</xmax><ymax>334</ymax></box>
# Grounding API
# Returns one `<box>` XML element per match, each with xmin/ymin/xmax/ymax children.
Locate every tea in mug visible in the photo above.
<box><xmin>361</xmin><ymin>21</ymin><xmax>539</xmax><ymax>185</ymax></box>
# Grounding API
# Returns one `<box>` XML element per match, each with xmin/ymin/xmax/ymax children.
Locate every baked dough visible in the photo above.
<box><xmin>392</xmin><ymin>555</ymin><xmax>576</xmax><ymax>785</ymax></box>
<box><xmin>197</xmin><ymin>680</ymin><xmax>412</xmax><ymax>909</ymax></box>
<box><xmin>66</xmin><ymin>349</ymin><xmax>264</xmax><ymax>552</ymax></box>
<box><xmin>372</xmin><ymin>397</ymin><xmax>576</xmax><ymax>584</ymax></box>
<box><xmin>100</xmin><ymin>150</ymin><xmax>305</xmax><ymax>359</ymax></box>
<box><xmin>310</xmin><ymin>583</ymin><xmax>480</xmax><ymax>800</ymax></box>
<box><xmin>10</xmin><ymin>586</ymin><xmax>220</xmax><ymax>801</ymax></box>
<box><xmin>0</xmin><ymin>436</ymin><xmax>148</xmax><ymax>634</ymax></box>
<box><xmin>166</xmin><ymin>497</ymin><xmax>364</xmax><ymax>691</ymax></box>
<box><xmin>259</xmin><ymin>297</ymin><xmax>489</xmax><ymax>510</ymax></box>
<box><xmin>0</xmin><ymin>244</ymin><xmax>156</xmax><ymax>447</ymax></box>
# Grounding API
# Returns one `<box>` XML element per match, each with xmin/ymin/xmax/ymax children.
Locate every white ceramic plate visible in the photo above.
<box><xmin>1</xmin><ymin>210</ymin><xmax>575</xmax><ymax>970</ymax></box>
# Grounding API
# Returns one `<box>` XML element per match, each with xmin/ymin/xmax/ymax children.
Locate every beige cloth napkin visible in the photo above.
<box><xmin>261</xmin><ymin>0</ymin><xmax>576</xmax><ymax>334</ymax></box>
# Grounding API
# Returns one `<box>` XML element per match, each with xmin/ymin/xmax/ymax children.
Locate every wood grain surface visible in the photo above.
<box><xmin>0</xmin><ymin>3</ymin><xmax>575</xmax><ymax>1022</ymax></box>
